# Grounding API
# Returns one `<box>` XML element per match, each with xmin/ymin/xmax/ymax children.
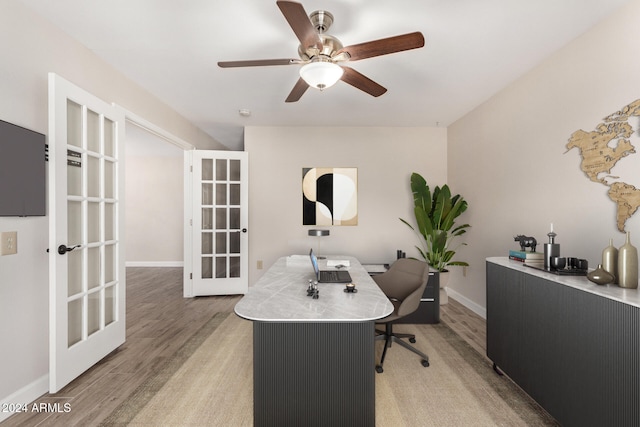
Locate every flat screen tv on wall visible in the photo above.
<box><xmin>0</xmin><ymin>119</ymin><xmax>46</xmax><ymax>216</ymax></box>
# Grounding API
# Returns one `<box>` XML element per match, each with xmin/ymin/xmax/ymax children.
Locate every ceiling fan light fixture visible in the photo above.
<box><xmin>299</xmin><ymin>61</ymin><xmax>343</xmax><ymax>91</ymax></box>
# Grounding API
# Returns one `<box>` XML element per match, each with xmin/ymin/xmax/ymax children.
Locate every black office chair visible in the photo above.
<box><xmin>374</xmin><ymin>258</ymin><xmax>430</xmax><ymax>373</ymax></box>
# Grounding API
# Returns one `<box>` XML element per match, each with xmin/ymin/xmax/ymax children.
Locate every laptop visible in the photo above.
<box><xmin>309</xmin><ymin>248</ymin><xmax>352</xmax><ymax>283</ymax></box>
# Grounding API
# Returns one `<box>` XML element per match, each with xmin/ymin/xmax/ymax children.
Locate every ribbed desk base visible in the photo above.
<box><xmin>253</xmin><ymin>321</ymin><xmax>375</xmax><ymax>427</ymax></box>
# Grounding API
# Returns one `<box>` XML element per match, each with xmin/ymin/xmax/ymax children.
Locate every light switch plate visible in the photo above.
<box><xmin>0</xmin><ymin>231</ymin><xmax>17</xmax><ymax>255</ymax></box>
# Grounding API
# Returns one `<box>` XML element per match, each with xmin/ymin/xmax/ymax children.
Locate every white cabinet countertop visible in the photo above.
<box><xmin>487</xmin><ymin>257</ymin><xmax>640</xmax><ymax>309</ymax></box>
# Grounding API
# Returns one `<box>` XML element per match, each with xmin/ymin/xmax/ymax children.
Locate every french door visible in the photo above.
<box><xmin>48</xmin><ymin>74</ymin><xmax>126</xmax><ymax>393</ymax></box>
<box><xmin>185</xmin><ymin>150</ymin><xmax>248</xmax><ymax>296</ymax></box>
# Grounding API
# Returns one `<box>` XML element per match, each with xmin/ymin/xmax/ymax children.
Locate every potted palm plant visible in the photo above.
<box><xmin>400</xmin><ymin>173</ymin><xmax>470</xmax><ymax>302</ymax></box>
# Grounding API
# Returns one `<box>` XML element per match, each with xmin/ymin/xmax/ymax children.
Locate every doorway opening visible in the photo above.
<box><xmin>125</xmin><ymin>123</ymin><xmax>186</xmax><ymax>267</ymax></box>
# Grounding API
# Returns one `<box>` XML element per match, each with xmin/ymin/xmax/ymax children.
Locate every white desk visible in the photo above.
<box><xmin>235</xmin><ymin>255</ymin><xmax>393</xmax><ymax>427</ymax></box>
<box><xmin>235</xmin><ymin>255</ymin><xmax>393</xmax><ymax>321</ymax></box>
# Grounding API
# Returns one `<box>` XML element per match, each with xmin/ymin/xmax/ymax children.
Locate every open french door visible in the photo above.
<box><xmin>184</xmin><ymin>150</ymin><xmax>248</xmax><ymax>297</ymax></box>
<box><xmin>48</xmin><ymin>74</ymin><xmax>126</xmax><ymax>393</ymax></box>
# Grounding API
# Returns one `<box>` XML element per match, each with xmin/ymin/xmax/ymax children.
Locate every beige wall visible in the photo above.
<box><xmin>245</xmin><ymin>126</ymin><xmax>447</xmax><ymax>285</ymax></box>
<box><xmin>125</xmin><ymin>130</ymin><xmax>184</xmax><ymax>266</ymax></box>
<box><xmin>447</xmin><ymin>0</ymin><xmax>640</xmax><ymax>314</ymax></box>
<box><xmin>0</xmin><ymin>1</ymin><xmax>222</xmax><ymax>410</ymax></box>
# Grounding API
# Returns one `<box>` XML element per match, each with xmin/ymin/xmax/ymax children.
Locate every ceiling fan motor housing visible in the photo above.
<box><xmin>298</xmin><ymin>34</ymin><xmax>343</xmax><ymax>61</ymax></box>
<box><xmin>310</xmin><ymin>10</ymin><xmax>333</xmax><ymax>33</ymax></box>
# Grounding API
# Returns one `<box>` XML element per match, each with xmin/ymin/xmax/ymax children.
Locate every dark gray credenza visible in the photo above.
<box><xmin>486</xmin><ymin>258</ymin><xmax>640</xmax><ymax>427</ymax></box>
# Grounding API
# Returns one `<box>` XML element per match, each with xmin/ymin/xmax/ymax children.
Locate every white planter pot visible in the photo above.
<box><xmin>439</xmin><ymin>270</ymin><xmax>450</xmax><ymax>305</ymax></box>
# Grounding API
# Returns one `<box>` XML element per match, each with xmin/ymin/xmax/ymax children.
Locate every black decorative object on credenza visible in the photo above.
<box><xmin>514</xmin><ymin>235</ymin><xmax>537</xmax><ymax>252</ymax></box>
<box><xmin>543</xmin><ymin>224</ymin><xmax>560</xmax><ymax>270</ymax></box>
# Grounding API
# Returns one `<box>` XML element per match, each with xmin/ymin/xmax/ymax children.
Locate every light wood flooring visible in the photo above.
<box><xmin>439</xmin><ymin>296</ymin><xmax>487</xmax><ymax>358</ymax></box>
<box><xmin>2</xmin><ymin>267</ymin><xmax>487</xmax><ymax>426</ymax></box>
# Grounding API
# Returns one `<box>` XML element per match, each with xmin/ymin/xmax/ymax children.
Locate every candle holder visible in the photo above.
<box><xmin>344</xmin><ymin>283</ymin><xmax>357</xmax><ymax>293</ymax></box>
<box><xmin>543</xmin><ymin>228</ymin><xmax>560</xmax><ymax>270</ymax></box>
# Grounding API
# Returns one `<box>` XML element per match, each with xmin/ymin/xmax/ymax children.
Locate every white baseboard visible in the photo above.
<box><xmin>125</xmin><ymin>261</ymin><xmax>184</xmax><ymax>267</ymax></box>
<box><xmin>0</xmin><ymin>375</ymin><xmax>48</xmax><ymax>423</ymax></box>
<box><xmin>446</xmin><ymin>288</ymin><xmax>487</xmax><ymax>319</ymax></box>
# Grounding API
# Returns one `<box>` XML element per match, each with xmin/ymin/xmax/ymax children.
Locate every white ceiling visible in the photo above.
<box><xmin>20</xmin><ymin>0</ymin><xmax>630</xmax><ymax>151</ymax></box>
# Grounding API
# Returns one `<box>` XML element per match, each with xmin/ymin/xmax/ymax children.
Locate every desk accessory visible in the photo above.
<box><xmin>327</xmin><ymin>260</ymin><xmax>349</xmax><ymax>267</ymax></box>
<box><xmin>514</xmin><ymin>235</ymin><xmax>537</xmax><ymax>252</ymax></box>
<box><xmin>602</xmin><ymin>238</ymin><xmax>618</xmax><ymax>284</ymax></box>
<box><xmin>525</xmin><ymin>260</ymin><xmax>588</xmax><ymax>276</ymax></box>
<box><xmin>307</xmin><ymin>280</ymin><xmax>319</xmax><ymax>298</ymax></box>
<box><xmin>618</xmin><ymin>232</ymin><xmax>638</xmax><ymax>289</ymax></box>
<box><xmin>308</xmin><ymin>229</ymin><xmax>329</xmax><ymax>259</ymax></box>
<box><xmin>543</xmin><ymin>224</ymin><xmax>560</xmax><ymax>269</ymax></box>
<box><xmin>310</xmin><ymin>248</ymin><xmax>352</xmax><ymax>282</ymax></box>
<box><xmin>587</xmin><ymin>264</ymin><xmax>615</xmax><ymax>285</ymax></box>
<box><xmin>576</xmin><ymin>259</ymin><xmax>588</xmax><ymax>270</ymax></box>
<box><xmin>549</xmin><ymin>257</ymin><xmax>566</xmax><ymax>270</ymax></box>
<box><xmin>344</xmin><ymin>283</ymin><xmax>357</xmax><ymax>293</ymax></box>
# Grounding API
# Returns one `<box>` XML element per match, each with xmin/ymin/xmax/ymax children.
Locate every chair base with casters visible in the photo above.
<box><xmin>375</xmin><ymin>322</ymin><xmax>429</xmax><ymax>373</ymax></box>
<box><xmin>372</xmin><ymin>258</ymin><xmax>432</xmax><ymax>374</ymax></box>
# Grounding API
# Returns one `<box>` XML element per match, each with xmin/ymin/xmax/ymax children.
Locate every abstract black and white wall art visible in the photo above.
<box><xmin>302</xmin><ymin>167</ymin><xmax>358</xmax><ymax>225</ymax></box>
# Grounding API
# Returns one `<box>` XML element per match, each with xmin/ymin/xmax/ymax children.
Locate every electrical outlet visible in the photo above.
<box><xmin>0</xmin><ymin>231</ymin><xmax>17</xmax><ymax>256</ymax></box>
<box><xmin>257</xmin><ymin>260</ymin><xmax>263</xmax><ymax>269</ymax></box>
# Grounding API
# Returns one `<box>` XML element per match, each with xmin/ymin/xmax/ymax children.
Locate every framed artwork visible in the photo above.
<box><xmin>302</xmin><ymin>167</ymin><xmax>358</xmax><ymax>225</ymax></box>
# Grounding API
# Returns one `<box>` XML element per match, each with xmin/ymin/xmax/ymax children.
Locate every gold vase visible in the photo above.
<box><xmin>617</xmin><ymin>232</ymin><xmax>638</xmax><ymax>289</ymax></box>
<box><xmin>602</xmin><ymin>238</ymin><xmax>618</xmax><ymax>284</ymax></box>
<box><xmin>587</xmin><ymin>264</ymin><xmax>614</xmax><ymax>286</ymax></box>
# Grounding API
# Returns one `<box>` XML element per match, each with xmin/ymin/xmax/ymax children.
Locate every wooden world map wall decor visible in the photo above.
<box><xmin>565</xmin><ymin>99</ymin><xmax>640</xmax><ymax>232</ymax></box>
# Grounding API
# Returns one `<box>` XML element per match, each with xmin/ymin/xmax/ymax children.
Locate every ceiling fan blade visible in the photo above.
<box><xmin>339</xmin><ymin>32</ymin><xmax>425</xmax><ymax>61</ymax></box>
<box><xmin>218</xmin><ymin>59</ymin><xmax>300</xmax><ymax>68</ymax></box>
<box><xmin>340</xmin><ymin>66</ymin><xmax>387</xmax><ymax>97</ymax></box>
<box><xmin>285</xmin><ymin>77</ymin><xmax>309</xmax><ymax>103</ymax></box>
<box><xmin>277</xmin><ymin>1</ymin><xmax>323</xmax><ymax>51</ymax></box>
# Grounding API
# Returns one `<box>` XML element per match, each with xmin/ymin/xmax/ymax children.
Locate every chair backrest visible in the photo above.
<box><xmin>374</xmin><ymin>258</ymin><xmax>429</xmax><ymax>317</ymax></box>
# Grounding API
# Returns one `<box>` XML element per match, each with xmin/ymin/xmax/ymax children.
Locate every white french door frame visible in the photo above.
<box><xmin>49</xmin><ymin>74</ymin><xmax>127</xmax><ymax>392</ymax></box>
<box><xmin>183</xmin><ymin>150</ymin><xmax>249</xmax><ymax>297</ymax></box>
<box><xmin>184</xmin><ymin>151</ymin><xmax>195</xmax><ymax>297</ymax></box>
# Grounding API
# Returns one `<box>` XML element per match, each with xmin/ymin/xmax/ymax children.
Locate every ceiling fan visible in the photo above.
<box><xmin>218</xmin><ymin>0</ymin><xmax>425</xmax><ymax>102</ymax></box>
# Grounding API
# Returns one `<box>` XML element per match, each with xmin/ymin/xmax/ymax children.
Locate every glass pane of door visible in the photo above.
<box><xmin>68</xmin><ymin>298</ymin><xmax>83</xmax><ymax>347</ymax></box>
<box><xmin>105</xmin><ymin>285</ymin><xmax>115</xmax><ymax>326</ymax></box>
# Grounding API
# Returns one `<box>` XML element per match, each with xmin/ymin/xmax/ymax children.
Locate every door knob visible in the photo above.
<box><xmin>57</xmin><ymin>244</ymin><xmax>80</xmax><ymax>255</ymax></box>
